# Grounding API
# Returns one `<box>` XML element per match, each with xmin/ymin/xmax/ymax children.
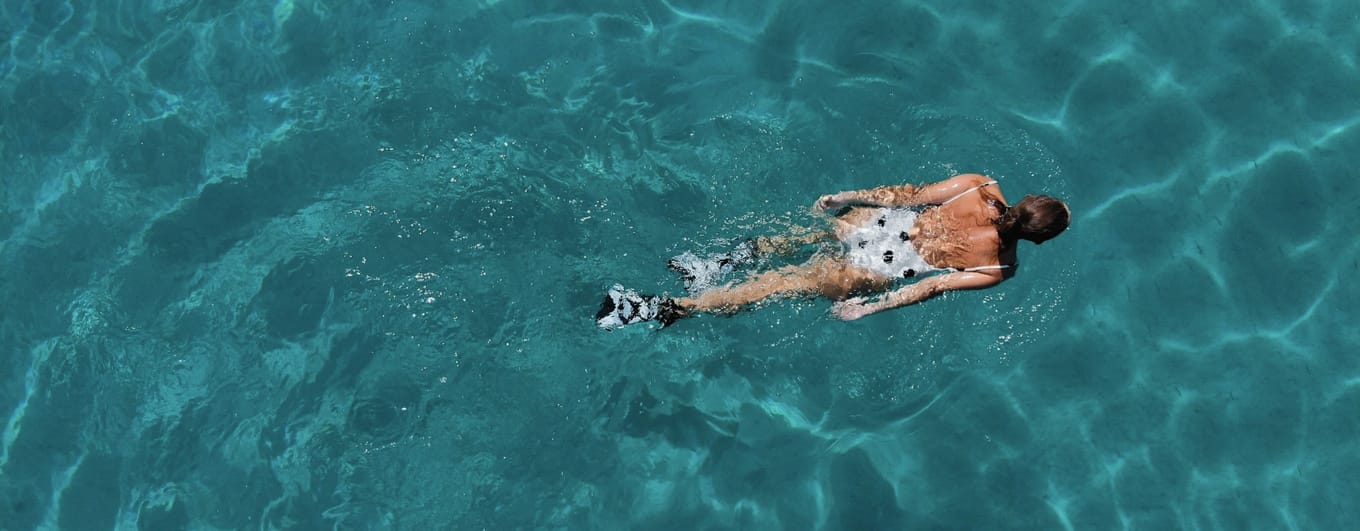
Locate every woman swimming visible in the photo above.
<box><xmin>595</xmin><ymin>173</ymin><xmax>1070</xmax><ymax>329</ymax></box>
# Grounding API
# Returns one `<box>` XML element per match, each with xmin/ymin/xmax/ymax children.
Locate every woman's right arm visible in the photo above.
<box><xmin>814</xmin><ymin>174</ymin><xmax>991</xmax><ymax>211</ymax></box>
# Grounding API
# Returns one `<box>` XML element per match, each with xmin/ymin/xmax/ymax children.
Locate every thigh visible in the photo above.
<box><xmin>684</xmin><ymin>261</ymin><xmax>823</xmax><ymax>311</ymax></box>
<box><xmin>813</xmin><ymin>258</ymin><xmax>892</xmax><ymax>300</ymax></box>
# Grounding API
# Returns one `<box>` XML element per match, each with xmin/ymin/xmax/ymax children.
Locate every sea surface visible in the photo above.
<box><xmin>2</xmin><ymin>0</ymin><xmax>1358</xmax><ymax>529</ymax></box>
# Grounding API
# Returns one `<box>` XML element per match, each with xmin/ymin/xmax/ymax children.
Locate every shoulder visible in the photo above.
<box><xmin>949</xmin><ymin>173</ymin><xmax>994</xmax><ymax>187</ymax></box>
<box><xmin>953</xmin><ymin>173</ymin><xmax>1006</xmax><ymax>204</ymax></box>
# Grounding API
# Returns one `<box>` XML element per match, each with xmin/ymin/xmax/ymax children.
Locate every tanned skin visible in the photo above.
<box><xmin>674</xmin><ymin>174</ymin><xmax>1051</xmax><ymax>320</ymax></box>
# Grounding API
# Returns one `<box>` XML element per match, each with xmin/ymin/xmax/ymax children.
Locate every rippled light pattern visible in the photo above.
<box><xmin>1</xmin><ymin>0</ymin><xmax>1356</xmax><ymax>529</ymax></box>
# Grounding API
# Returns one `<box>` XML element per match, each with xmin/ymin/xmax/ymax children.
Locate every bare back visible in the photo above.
<box><xmin>833</xmin><ymin>174</ymin><xmax>1014</xmax><ymax>277</ymax></box>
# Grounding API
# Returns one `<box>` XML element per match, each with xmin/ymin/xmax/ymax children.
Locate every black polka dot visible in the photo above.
<box><xmin>877</xmin><ymin>217</ymin><xmax>886</xmax><ymax>226</ymax></box>
<box><xmin>857</xmin><ymin>240</ymin><xmax>867</xmax><ymax>248</ymax></box>
<box><xmin>882</xmin><ymin>250</ymin><xmax>893</xmax><ymax>263</ymax></box>
<box><xmin>903</xmin><ymin>268</ymin><xmax>916</xmax><ymax>278</ymax></box>
<box><xmin>899</xmin><ymin>231</ymin><xmax>910</xmax><ymax>241</ymax></box>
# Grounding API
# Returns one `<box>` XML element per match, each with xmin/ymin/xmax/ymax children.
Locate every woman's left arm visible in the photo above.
<box><xmin>832</xmin><ymin>271</ymin><xmax>1002</xmax><ymax>320</ymax></box>
<box><xmin>814</xmin><ymin>174</ymin><xmax>993</xmax><ymax>212</ymax></box>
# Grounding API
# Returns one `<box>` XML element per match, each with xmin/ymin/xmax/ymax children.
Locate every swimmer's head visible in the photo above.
<box><xmin>999</xmin><ymin>194</ymin><xmax>1069</xmax><ymax>245</ymax></box>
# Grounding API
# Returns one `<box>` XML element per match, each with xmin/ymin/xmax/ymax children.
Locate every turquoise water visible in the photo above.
<box><xmin>2</xmin><ymin>0</ymin><xmax>1358</xmax><ymax>528</ymax></box>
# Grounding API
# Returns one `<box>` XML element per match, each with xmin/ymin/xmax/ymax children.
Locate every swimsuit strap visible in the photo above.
<box><xmin>940</xmin><ymin>180</ymin><xmax>999</xmax><ymax>205</ymax></box>
<box><xmin>960</xmin><ymin>264</ymin><xmax>1010</xmax><ymax>272</ymax></box>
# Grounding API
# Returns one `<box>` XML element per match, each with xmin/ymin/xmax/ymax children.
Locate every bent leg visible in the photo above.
<box><xmin>678</xmin><ymin>263</ymin><xmax>822</xmax><ymax>313</ymax></box>
<box><xmin>669</xmin><ymin>230</ymin><xmax>835</xmax><ymax>295</ymax></box>
<box><xmin>675</xmin><ymin>257</ymin><xmax>889</xmax><ymax>315</ymax></box>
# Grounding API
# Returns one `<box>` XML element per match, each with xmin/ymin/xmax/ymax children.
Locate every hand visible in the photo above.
<box><xmin>813</xmin><ymin>192</ymin><xmax>848</xmax><ymax>212</ymax></box>
<box><xmin>832</xmin><ymin>297</ymin><xmax>875</xmax><ymax>321</ymax></box>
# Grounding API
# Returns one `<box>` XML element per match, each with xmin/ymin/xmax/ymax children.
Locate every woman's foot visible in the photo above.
<box><xmin>595</xmin><ymin>285</ymin><xmax>686</xmax><ymax>330</ymax></box>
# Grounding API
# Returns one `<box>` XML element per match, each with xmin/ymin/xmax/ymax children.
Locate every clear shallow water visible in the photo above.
<box><xmin>1</xmin><ymin>0</ymin><xmax>1357</xmax><ymax>529</ymax></box>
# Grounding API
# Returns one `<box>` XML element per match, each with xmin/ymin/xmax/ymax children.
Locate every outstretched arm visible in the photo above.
<box><xmin>814</xmin><ymin>174</ymin><xmax>993</xmax><ymax>211</ymax></box>
<box><xmin>831</xmin><ymin>270</ymin><xmax>1002</xmax><ymax>320</ymax></box>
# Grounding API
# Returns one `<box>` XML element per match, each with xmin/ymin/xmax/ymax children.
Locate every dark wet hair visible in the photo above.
<box><xmin>996</xmin><ymin>194</ymin><xmax>1069</xmax><ymax>244</ymax></box>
